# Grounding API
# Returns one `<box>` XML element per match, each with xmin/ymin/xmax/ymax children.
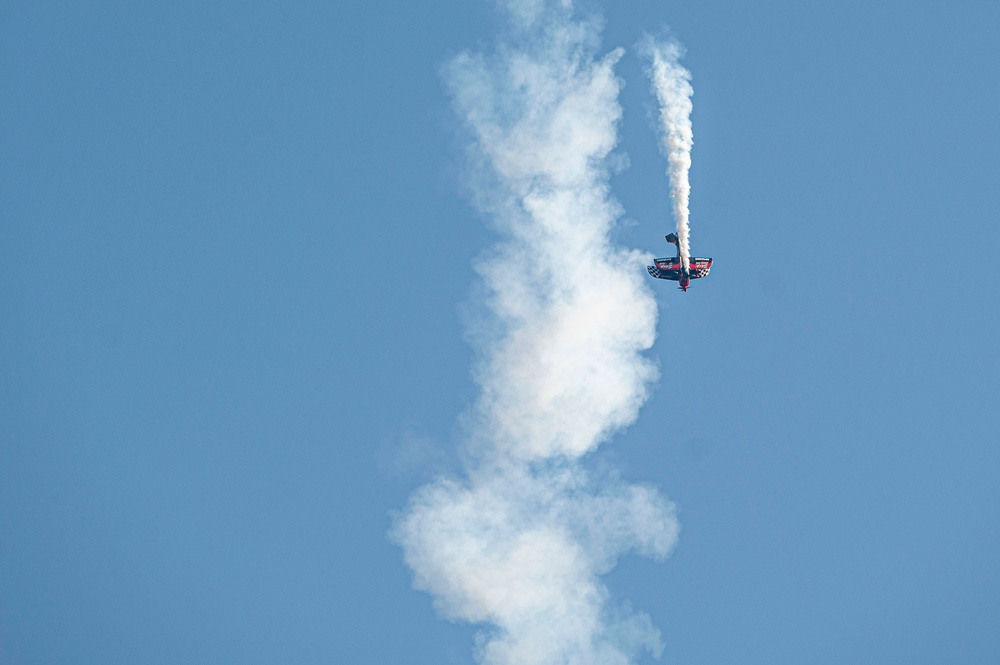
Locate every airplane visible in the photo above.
<box><xmin>647</xmin><ymin>233</ymin><xmax>713</xmax><ymax>292</ymax></box>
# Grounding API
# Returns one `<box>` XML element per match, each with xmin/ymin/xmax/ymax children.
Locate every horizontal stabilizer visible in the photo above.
<box><xmin>665</xmin><ymin>233</ymin><xmax>679</xmax><ymax>245</ymax></box>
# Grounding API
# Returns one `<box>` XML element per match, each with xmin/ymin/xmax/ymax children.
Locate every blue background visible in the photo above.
<box><xmin>3</xmin><ymin>1</ymin><xmax>998</xmax><ymax>663</ymax></box>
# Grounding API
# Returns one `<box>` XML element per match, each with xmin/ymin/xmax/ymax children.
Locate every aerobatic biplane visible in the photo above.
<box><xmin>647</xmin><ymin>233</ymin><xmax>713</xmax><ymax>292</ymax></box>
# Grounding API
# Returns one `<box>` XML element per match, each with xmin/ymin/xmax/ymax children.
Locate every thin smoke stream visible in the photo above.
<box><xmin>641</xmin><ymin>37</ymin><xmax>694</xmax><ymax>271</ymax></box>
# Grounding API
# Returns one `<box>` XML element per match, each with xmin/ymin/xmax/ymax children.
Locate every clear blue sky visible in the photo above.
<box><xmin>3</xmin><ymin>1</ymin><xmax>999</xmax><ymax>663</ymax></box>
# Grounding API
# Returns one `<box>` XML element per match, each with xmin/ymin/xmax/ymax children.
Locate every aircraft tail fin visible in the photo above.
<box><xmin>665</xmin><ymin>233</ymin><xmax>679</xmax><ymax>245</ymax></box>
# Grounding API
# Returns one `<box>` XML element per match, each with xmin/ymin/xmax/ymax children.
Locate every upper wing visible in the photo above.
<box><xmin>647</xmin><ymin>256</ymin><xmax>713</xmax><ymax>280</ymax></box>
<box><xmin>648</xmin><ymin>257</ymin><xmax>682</xmax><ymax>281</ymax></box>
<box><xmin>689</xmin><ymin>257</ymin><xmax>713</xmax><ymax>279</ymax></box>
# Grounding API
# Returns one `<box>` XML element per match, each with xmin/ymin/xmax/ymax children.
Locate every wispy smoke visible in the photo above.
<box><xmin>640</xmin><ymin>36</ymin><xmax>694</xmax><ymax>271</ymax></box>
<box><xmin>393</xmin><ymin>4</ymin><xmax>678</xmax><ymax>664</ymax></box>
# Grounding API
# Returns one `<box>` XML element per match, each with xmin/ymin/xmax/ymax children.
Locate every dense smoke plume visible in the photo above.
<box><xmin>393</xmin><ymin>4</ymin><xmax>678</xmax><ymax>664</ymax></box>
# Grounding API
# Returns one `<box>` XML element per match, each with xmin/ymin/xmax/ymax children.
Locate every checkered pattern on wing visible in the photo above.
<box><xmin>689</xmin><ymin>257</ymin><xmax>713</xmax><ymax>279</ymax></box>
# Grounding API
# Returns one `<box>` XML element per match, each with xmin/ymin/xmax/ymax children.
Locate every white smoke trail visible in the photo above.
<box><xmin>641</xmin><ymin>37</ymin><xmax>694</xmax><ymax>271</ymax></box>
<box><xmin>393</xmin><ymin>4</ymin><xmax>678</xmax><ymax>664</ymax></box>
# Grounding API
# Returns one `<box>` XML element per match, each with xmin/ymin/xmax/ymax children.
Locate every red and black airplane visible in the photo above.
<box><xmin>647</xmin><ymin>233</ymin><xmax>713</xmax><ymax>292</ymax></box>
